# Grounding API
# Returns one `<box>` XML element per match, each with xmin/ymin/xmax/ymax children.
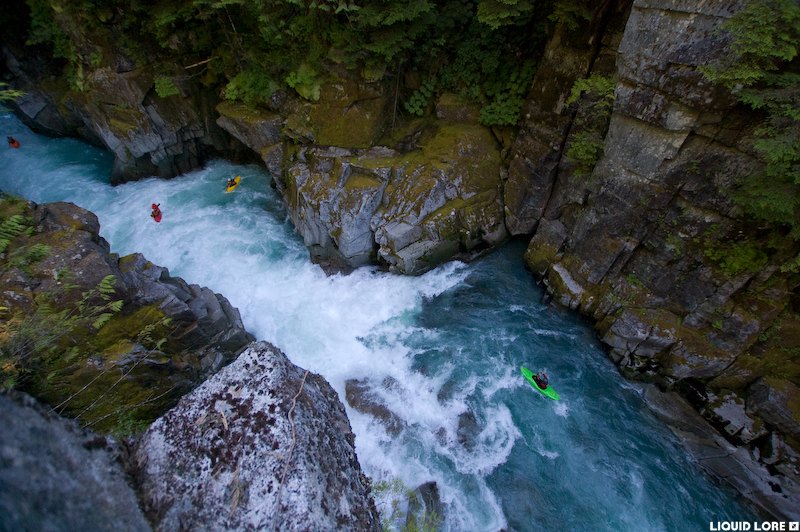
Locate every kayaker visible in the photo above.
<box><xmin>7</xmin><ymin>136</ymin><xmax>19</xmax><ymax>148</ymax></box>
<box><xmin>227</xmin><ymin>177</ymin><xmax>237</xmax><ymax>188</ymax></box>
<box><xmin>151</xmin><ymin>203</ymin><xmax>161</xmax><ymax>218</ymax></box>
<box><xmin>533</xmin><ymin>372</ymin><xmax>549</xmax><ymax>390</ymax></box>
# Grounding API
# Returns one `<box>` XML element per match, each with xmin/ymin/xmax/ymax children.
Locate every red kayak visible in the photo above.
<box><xmin>151</xmin><ymin>203</ymin><xmax>162</xmax><ymax>222</ymax></box>
<box><xmin>7</xmin><ymin>137</ymin><xmax>19</xmax><ymax>148</ymax></box>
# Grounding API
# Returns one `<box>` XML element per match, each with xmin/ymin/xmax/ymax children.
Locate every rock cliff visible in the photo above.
<box><xmin>0</xmin><ymin>195</ymin><xmax>253</xmax><ymax>432</ymax></box>
<box><xmin>0</xmin><ymin>391</ymin><xmax>152</xmax><ymax>532</ymax></box>
<box><xmin>513</xmin><ymin>0</ymin><xmax>800</xmax><ymax>516</ymax></box>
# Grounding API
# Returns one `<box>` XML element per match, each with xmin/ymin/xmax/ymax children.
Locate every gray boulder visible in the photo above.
<box><xmin>133</xmin><ymin>341</ymin><xmax>381</xmax><ymax>532</ymax></box>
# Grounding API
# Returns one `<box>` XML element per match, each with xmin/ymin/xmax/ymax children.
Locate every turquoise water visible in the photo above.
<box><xmin>0</xmin><ymin>113</ymin><xmax>758</xmax><ymax>531</ymax></box>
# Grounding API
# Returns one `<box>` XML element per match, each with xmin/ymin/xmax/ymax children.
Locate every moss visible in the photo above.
<box><xmin>15</xmin><ymin>302</ymin><xmax>178</xmax><ymax>435</ymax></box>
<box><xmin>108</xmin><ymin>115</ymin><xmax>139</xmax><ymax>137</ymax></box>
<box><xmin>308</xmin><ymin>98</ymin><xmax>385</xmax><ymax>148</ymax></box>
<box><xmin>763</xmin><ymin>377</ymin><xmax>800</xmax><ymax>422</ymax></box>
<box><xmin>216</xmin><ymin>101</ymin><xmax>280</xmax><ymax>124</ymax></box>
<box><xmin>524</xmin><ymin>242</ymin><xmax>559</xmax><ymax>276</ymax></box>
<box><xmin>91</xmin><ymin>305</ymin><xmax>170</xmax><ymax>351</ymax></box>
<box><xmin>343</xmin><ymin>173</ymin><xmax>383</xmax><ymax>191</ymax></box>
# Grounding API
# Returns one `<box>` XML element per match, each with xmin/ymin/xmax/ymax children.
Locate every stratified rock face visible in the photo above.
<box><xmin>0</xmin><ymin>392</ymin><xmax>152</xmax><ymax>532</ymax></box>
<box><xmin>78</xmin><ymin>68</ymin><xmax>228</xmax><ymax>184</ymax></box>
<box><xmin>0</xmin><ymin>198</ymin><xmax>253</xmax><ymax>430</ymax></box>
<box><xmin>133</xmin><ymin>341</ymin><xmax>381</xmax><ymax>532</ymax></box>
<box><xmin>521</xmin><ymin>0</ymin><xmax>797</xmax><ymax>387</ymax></box>
<box><xmin>514</xmin><ymin>0</ymin><xmax>800</xmax><ymax>516</ymax></box>
<box><xmin>641</xmin><ymin>385</ymin><xmax>800</xmax><ymax>523</ymax></box>
<box><xmin>747</xmin><ymin>378</ymin><xmax>800</xmax><ymax>441</ymax></box>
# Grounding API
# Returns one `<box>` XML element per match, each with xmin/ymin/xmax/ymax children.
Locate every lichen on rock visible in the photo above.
<box><xmin>133</xmin><ymin>341</ymin><xmax>382</xmax><ymax>532</ymax></box>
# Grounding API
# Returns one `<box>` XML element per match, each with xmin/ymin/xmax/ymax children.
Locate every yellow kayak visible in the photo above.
<box><xmin>225</xmin><ymin>175</ymin><xmax>241</xmax><ymax>193</ymax></box>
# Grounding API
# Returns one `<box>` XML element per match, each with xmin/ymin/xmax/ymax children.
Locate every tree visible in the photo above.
<box><xmin>702</xmin><ymin>0</ymin><xmax>800</xmax><ymax>240</ymax></box>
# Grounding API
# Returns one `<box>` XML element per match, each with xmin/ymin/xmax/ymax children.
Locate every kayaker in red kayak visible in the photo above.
<box><xmin>7</xmin><ymin>136</ymin><xmax>19</xmax><ymax>148</ymax></box>
<box><xmin>151</xmin><ymin>203</ymin><xmax>161</xmax><ymax>219</ymax></box>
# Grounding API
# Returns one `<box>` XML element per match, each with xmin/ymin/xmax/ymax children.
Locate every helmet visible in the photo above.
<box><xmin>151</xmin><ymin>204</ymin><xmax>158</xmax><ymax>209</ymax></box>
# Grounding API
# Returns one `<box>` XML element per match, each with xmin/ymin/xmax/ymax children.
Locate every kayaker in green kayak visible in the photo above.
<box><xmin>521</xmin><ymin>366</ymin><xmax>560</xmax><ymax>400</ymax></box>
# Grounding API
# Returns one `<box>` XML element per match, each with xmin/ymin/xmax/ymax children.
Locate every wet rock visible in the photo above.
<box><xmin>345</xmin><ymin>378</ymin><xmax>404</xmax><ymax>436</ymax></box>
<box><xmin>701</xmin><ymin>390</ymin><xmax>767</xmax><ymax>444</ymax></box>
<box><xmin>406</xmin><ymin>481</ymin><xmax>444</xmax><ymax>532</ymax></box>
<box><xmin>134</xmin><ymin>342</ymin><xmax>381</xmax><ymax>532</ymax></box>
<box><xmin>640</xmin><ymin>384</ymin><xmax>800</xmax><ymax>522</ymax></box>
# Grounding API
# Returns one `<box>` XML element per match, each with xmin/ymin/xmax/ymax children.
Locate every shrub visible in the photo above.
<box><xmin>154</xmin><ymin>75</ymin><xmax>180</xmax><ymax>98</ymax></box>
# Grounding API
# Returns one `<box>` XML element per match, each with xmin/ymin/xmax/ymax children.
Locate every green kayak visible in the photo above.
<box><xmin>521</xmin><ymin>366</ymin><xmax>560</xmax><ymax>400</ymax></box>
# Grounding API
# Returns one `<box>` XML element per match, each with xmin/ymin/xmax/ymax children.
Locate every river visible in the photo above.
<box><xmin>0</xmin><ymin>113</ymin><xmax>758</xmax><ymax>531</ymax></box>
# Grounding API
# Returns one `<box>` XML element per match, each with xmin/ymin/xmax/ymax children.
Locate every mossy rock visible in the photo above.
<box><xmin>524</xmin><ymin>242</ymin><xmax>559</xmax><ymax>277</ymax></box>
<box><xmin>216</xmin><ymin>101</ymin><xmax>277</xmax><ymax>124</ymax></box>
<box><xmin>307</xmin><ymin>98</ymin><xmax>386</xmax><ymax>148</ymax></box>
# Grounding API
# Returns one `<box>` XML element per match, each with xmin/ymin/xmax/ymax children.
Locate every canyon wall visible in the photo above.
<box><xmin>2</xmin><ymin>0</ymin><xmax>799</xmax><ymax>519</ymax></box>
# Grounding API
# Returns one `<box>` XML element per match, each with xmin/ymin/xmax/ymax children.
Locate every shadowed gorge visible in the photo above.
<box><xmin>2</xmin><ymin>0</ymin><xmax>800</xmax><ymax>529</ymax></box>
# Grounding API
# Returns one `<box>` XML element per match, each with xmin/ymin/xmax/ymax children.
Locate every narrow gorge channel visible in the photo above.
<box><xmin>0</xmin><ymin>113</ymin><xmax>760</xmax><ymax>530</ymax></box>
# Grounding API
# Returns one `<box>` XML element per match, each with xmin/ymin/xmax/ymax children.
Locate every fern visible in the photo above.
<box><xmin>565</xmin><ymin>130</ymin><xmax>605</xmax><ymax>177</ymax></box>
<box><xmin>24</xmin><ymin>244</ymin><xmax>50</xmax><ymax>263</ymax></box>
<box><xmin>98</xmin><ymin>275</ymin><xmax>118</xmax><ymax>297</ymax></box>
<box><xmin>0</xmin><ymin>214</ymin><xmax>28</xmax><ymax>253</ymax></box>
<box><xmin>566</xmin><ymin>74</ymin><xmax>616</xmax><ymax>108</ymax></box>
<box><xmin>154</xmin><ymin>76</ymin><xmax>180</xmax><ymax>98</ymax></box>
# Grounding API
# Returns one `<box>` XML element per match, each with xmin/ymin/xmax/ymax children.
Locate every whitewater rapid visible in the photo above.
<box><xmin>0</xmin><ymin>113</ymin><xmax>758</xmax><ymax>531</ymax></box>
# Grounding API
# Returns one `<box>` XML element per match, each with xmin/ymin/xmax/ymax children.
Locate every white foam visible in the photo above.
<box><xmin>553</xmin><ymin>401</ymin><xmax>570</xmax><ymax>418</ymax></box>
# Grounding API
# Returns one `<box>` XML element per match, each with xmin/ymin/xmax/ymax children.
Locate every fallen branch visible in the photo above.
<box><xmin>184</xmin><ymin>58</ymin><xmax>214</xmax><ymax>69</ymax></box>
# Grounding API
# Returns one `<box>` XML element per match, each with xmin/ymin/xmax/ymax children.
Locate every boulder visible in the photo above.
<box><xmin>133</xmin><ymin>342</ymin><xmax>382</xmax><ymax>532</ymax></box>
<box><xmin>0</xmin><ymin>392</ymin><xmax>151</xmax><ymax>532</ymax></box>
<box><xmin>345</xmin><ymin>378</ymin><xmax>404</xmax><ymax>436</ymax></box>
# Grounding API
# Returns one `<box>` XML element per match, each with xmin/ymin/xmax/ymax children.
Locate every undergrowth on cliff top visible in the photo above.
<box><xmin>12</xmin><ymin>0</ymin><xmax>599</xmax><ymax>126</ymax></box>
<box><xmin>0</xmin><ymin>196</ymin><xmax>176</xmax><ymax>435</ymax></box>
<box><xmin>702</xmin><ymin>0</ymin><xmax>800</xmax><ymax>260</ymax></box>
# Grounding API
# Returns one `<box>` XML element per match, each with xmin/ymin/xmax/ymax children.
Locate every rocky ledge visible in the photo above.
<box><xmin>0</xmin><ymin>195</ymin><xmax>253</xmax><ymax>431</ymax></box>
